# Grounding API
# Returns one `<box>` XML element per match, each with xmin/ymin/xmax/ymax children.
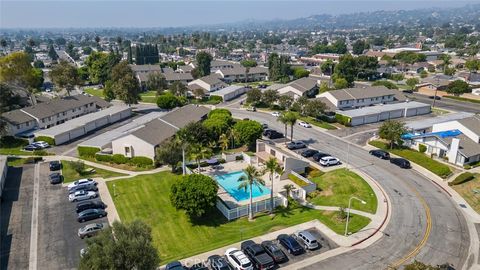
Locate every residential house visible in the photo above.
<box><xmin>418</xmin><ymin>74</ymin><xmax>455</xmax><ymax>91</ymax></box>
<box><xmin>277</xmin><ymin>77</ymin><xmax>318</xmax><ymax>99</ymax></box>
<box><xmin>188</xmin><ymin>74</ymin><xmax>228</xmax><ymax>92</ymax></box>
<box><xmin>215</xmin><ymin>66</ymin><xmax>268</xmax><ymax>83</ymax></box>
<box><xmin>317</xmin><ymin>86</ymin><xmax>402</xmax><ymax>110</ymax></box>
<box><xmin>163</xmin><ymin>72</ymin><xmax>194</xmax><ymax>85</ymax></box>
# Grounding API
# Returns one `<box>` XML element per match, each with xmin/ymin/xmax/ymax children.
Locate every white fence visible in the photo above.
<box><xmin>216</xmin><ymin>197</ymin><xmax>284</xmax><ymax>221</ymax></box>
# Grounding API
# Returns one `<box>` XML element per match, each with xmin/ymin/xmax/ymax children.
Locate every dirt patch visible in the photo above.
<box><xmin>319</xmin><ymin>186</ymin><xmax>333</xmax><ymax>197</ymax></box>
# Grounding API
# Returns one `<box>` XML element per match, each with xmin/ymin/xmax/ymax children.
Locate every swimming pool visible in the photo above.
<box><xmin>214</xmin><ymin>171</ymin><xmax>271</xmax><ymax>202</ymax></box>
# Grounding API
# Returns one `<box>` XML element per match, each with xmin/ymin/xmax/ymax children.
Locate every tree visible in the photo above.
<box><xmin>378</xmin><ymin>120</ymin><xmax>407</xmax><ymax>149</ymax></box>
<box><xmin>156</xmin><ymin>93</ymin><xmax>181</xmax><ymax>109</ymax></box>
<box><xmin>219</xmin><ymin>133</ymin><xmax>229</xmax><ymax>151</ymax></box>
<box><xmin>110</xmin><ymin>61</ymin><xmax>141</xmax><ymax>105</ymax></box>
<box><xmin>355</xmin><ymin>55</ymin><xmax>379</xmax><ymax>80</ymax></box>
<box><xmin>283</xmin><ymin>112</ymin><xmax>298</xmax><ymax>142</ymax></box>
<box><xmin>352</xmin><ymin>39</ymin><xmax>369</xmax><ymax>55</ymax></box>
<box><xmin>188</xmin><ymin>144</ymin><xmax>213</xmax><ymax>170</ymax></box>
<box><xmin>82</xmin><ymin>46</ymin><xmax>93</xmax><ymax>55</ymax></box>
<box><xmin>446</xmin><ymin>80</ymin><xmax>470</xmax><ymax>96</ymax></box>
<box><xmin>50</xmin><ymin>60</ymin><xmax>80</xmax><ymax>96</ymax></box>
<box><xmin>146</xmin><ymin>72</ymin><xmax>167</xmax><ymax>92</ymax></box>
<box><xmin>390</xmin><ymin>73</ymin><xmax>405</xmax><ymax>82</ymax></box>
<box><xmin>420</xmin><ymin>70</ymin><xmax>428</xmax><ymax>78</ymax></box>
<box><xmin>33</xmin><ymin>60</ymin><xmax>45</xmax><ymax>68</ymax></box>
<box><xmin>406</xmin><ymin>78</ymin><xmax>419</xmax><ymax>91</ymax></box>
<box><xmin>261</xmin><ymin>89</ymin><xmax>279</xmax><ymax>107</ymax></box>
<box><xmin>292</xmin><ymin>68</ymin><xmax>310</xmax><ymax>79</ymax></box>
<box><xmin>170</xmin><ymin>174</ymin><xmax>218</xmax><ymax>219</ymax></box>
<box><xmin>156</xmin><ymin>138</ymin><xmax>183</xmax><ymax>172</ymax></box>
<box><xmin>196</xmin><ymin>52</ymin><xmax>213</xmax><ymax>77</ymax></box>
<box><xmin>48</xmin><ymin>44</ymin><xmax>58</xmax><ymax>61</ymax></box>
<box><xmin>403</xmin><ymin>261</ymin><xmax>443</xmax><ymax>270</ymax></box>
<box><xmin>238</xmin><ymin>165</ymin><xmax>265</xmax><ymax>220</ymax></box>
<box><xmin>240</xmin><ymin>59</ymin><xmax>257</xmax><ymax>67</ymax></box>
<box><xmin>304</xmin><ymin>99</ymin><xmax>327</xmax><ymax>118</ymax></box>
<box><xmin>439</xmin><ymin>54</ymin><xmax>452</xmax><ymax>73</ymax></box>
<box><xmin>268</xmin><ymin>53</ymin><xmax>291</xmax><ymax>81</ymax></box>
<box><xmin>334</xmin><ymin>78</ymin><xmax>349</xmax><ymax>89</ymax></box>
<box><xmin>283</xmin><ymin>184</ymin><xmax>296</xmax><ymax>198</ymax></box>
<box><xmin>203</xmin><ymin>116</ymin><xmax>230</xmax><ymax>141</ymax></box>
<box><xmin>333</xmin><ymin>54</ymin><xmax>356</xmax><ymax>87</ymax></box>
<box><xmin>320</xmin><ymin>60</ymin><xmax>334</xmax><ymax>75</ymax></box>
<box><xmin>0</xmin><ymin>39</ymin><xmax>7</xmax><ymax>48</ymax></box>
<box><xmin>94</xmin><ymin>36</ymin><xmax>100</xmax><ymax>44</ymax></box>
<box><xmin>465</xmin><ymin>59</ymin><xmax>480</xmax><ymax>74</ymax></box>
<box><xmin>169</xmin><ymin>81</ymin><xmax>188</xmax><ymax>97</ymax></box>
<box><xmin>233</xmin><ymin>120</ymin><xmax>263</xmax><ymax>148</ymax></box>
<box><xmin>79</xmin><ymin>220</ymin><xmax>159</xmax><ymax>270</ymax></box>
<box><xmin>192</xmin><ymin>88</ymin><xmax>205</xmax><ymax>99</ymax></box>
<box><xmin>177</xmin><ymin>121</ymin><xmax>210</xmax><ymax>146</ymax></box>
<box><xmin>103</xmin><ymin>81</ymin><xmax>115</xmax><ymax>102</ymax></box>
<box><xmin>265</xmin><ymin>157</ymin><xmax>282</xmax><ymax>214</ymax></box>
<box><xmin>85</xmin><ymin>51</ymin><xmax>121</xmax><ymax>85</ymax></box>
<box><xmin>71</xmin><ymin>161</ymin><xmax>85</xmax><ymax>174</ymax></box>
<box><xmin>371</xmin><ymin>80</ymin><xmax>399</xmax><ymax>89</ymax></box>
<box><xmin>246</xmin><ymin>88</ymin><xmax>262</xmax><ymax>105</ymax></box>
<box><xmin>277</xmin><ymin>95</ymin><xmax>293</xmax><ymax>110</ymax></box>
<box><xmin>276</xmin><ymin>113</ymin><xmax>289</xmax><ymax>144</ymax></box>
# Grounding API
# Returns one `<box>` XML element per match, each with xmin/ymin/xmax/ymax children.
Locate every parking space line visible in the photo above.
<box><xmin>28</xmin><ymin>162</ymin><xmax>40</xmax><ymax>270</ymax></box>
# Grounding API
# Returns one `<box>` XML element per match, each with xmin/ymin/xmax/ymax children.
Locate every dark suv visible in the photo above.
<box><xmin>76</xmin><ymin>200</ymin><xmax>107</xmax><ymax>214</ymax></box>
<box><xmin>369</xmin><ymin>150</ymin><xmax>390</xmax><ymax>160</ymax></box>
<box><xmin>390</xmin><ymin>158</ymin><xmax>411</xmax><ymax>169</ymax></box>
<box><xmin>277</xmin><ymin>234</ymin><xmax>304</xmax><ymax>255</ymax></box>
<box><xmin>49</xmin><ymin>160</ymin><xmax>61</xmax><ymax>171</ymax></box>
<box><xmin>312</xmin><ymin>152</ymin><xmax>330</xmax><ymax>162</ymax></box>
<box><xmin>241</xmin><ymin>240</ymin><xmax>275</xmax><ymax>270</ymax></box>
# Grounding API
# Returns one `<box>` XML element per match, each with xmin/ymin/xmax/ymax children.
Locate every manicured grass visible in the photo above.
<box><xmin>369</xmin><ymin>140</ymin><xmax>452</xmax><ymax>178</ymax></box>
<box><xmin>7</xmin><ymin>157</ymin><xmax>29</xmax><ymax>167</ymax></box>
<box><xmin>107</xmin><ymin>172</ymin><xmax>371</xmax><ymax>263</ymax></box>
<box><xmin>308</xmin><ymin>168</ymin><xmax>378</xmax><ymax>214</ymax></box>
<box><xmin>444</xmin><ymin>95</ymin><xmax>480</xmax><ymax>104</ymax></box>
<box><xmin>298</xmin><ymin>116</ymin><xmax>337</xmax><ymax>130</ymax></box>
<box><xmin>140</xmin><ymin>96</ymin><xmax>158</xmax><ymax>103</ymax></box>
<box><xmin>431</xmin><ymin>107</ymin><xmax>450</xmax><ymax>115</ymax></box>
<box><xmin>83</xmin><ymin>87</ymin><xmax>104</xmax><ymax>98</ymax></box>
<box><xmin>80</xmin><ymin>156</ymin><xmax>153</xmax><ymax>172</ymax></box>
<box><xmin>61</xmin><ymin>160</ymin><xmax>127</xmax><ymax>183</ymax></box>
<box><xmin>451</xmin><ymin>174</ymin><xmax>480</xmax><ymax>214</ymax></box>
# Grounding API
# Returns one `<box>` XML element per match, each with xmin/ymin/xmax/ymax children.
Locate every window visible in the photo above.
<box><xmin>48</xmin><ymin>117</ymin><xmax>52</xmax><ymax>121</ymax></box>
<box><xmin>16</xmin><ymin>125</ymin><xmax>20</xmax><ymax>129</ymax></box>
<box><xmin>42</xmin><ymin>119</ymin><xmax>45</xmax><ymax>123</ymax></box>
<box><xmin>72</xmin><ymin>109</ymin><xmax>75</xmax><ymax>112</ymax></box>
<box><xmin>270</xmin><ymin>149</ymin><xmax>276</xmax><ymax>156</ymax></box>
<box><xmin>125</xmin><ymin>147</ymin><xmax>130</xmax><ymax>154</ymax></box>
<box><xmin>26</xmin><ymin>122</ymin><xmax>29</xmax><ymax>126</ymax></box>
<box><xmin>63</xmin><ymin>112</ymin><xmax>66</xmax><ymax>116</ymax></box>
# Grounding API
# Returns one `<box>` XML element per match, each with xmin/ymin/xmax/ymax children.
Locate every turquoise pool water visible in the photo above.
<box><xmin>214</xmin><ymin>171</ymin><xmax>271</xmax><ymax>202</ymax></box>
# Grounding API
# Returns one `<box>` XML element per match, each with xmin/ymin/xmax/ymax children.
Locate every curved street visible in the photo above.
<box><xmin>230</xmin><ymin>108</ymin><xmax>471</xmax><ymax>269</ymax></box>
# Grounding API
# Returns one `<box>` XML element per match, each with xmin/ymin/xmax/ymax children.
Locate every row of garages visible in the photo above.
<box><xmin>337</xmin><ymin>101</ymin><xmax>431</xmax><ymax>126</ymax></box>
<box><xmin>34</xmin><ymin>106</ymin><xmax>132</xmax><ymax>145</ymax></box>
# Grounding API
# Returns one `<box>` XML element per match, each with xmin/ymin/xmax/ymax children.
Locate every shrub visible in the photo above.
<box><xmin>419</xmin><ymin>144</ymin><xmax>427</xmax><ymax>153</ymax></box>
<box><xmin>95</xmin><ymin>153</ymin><xmax>112</xmax><ymax>162</ymax></box>
<box><xmin>34</xmin><ymin>136</ymin><xmax>55</xmax><ymax>146</ymax></box>
<box><xmin>288</xmin><ymin>173</ymin><xmax>309</xmax><ymax>187</ymax></box>
<box><xmin>33</xmin><ymin>150</ymin><xmax>48</xmax><ymax>156</ymax></box>
<box><xmin>128</xmin><ymin>156</ymin><xmax>153</xmax><ymax>167</ymax></box>
<box><xmin>77</xmin><ymin>146</ymin><xmax>100</xmax><ymax>157</ymax></box>
<box><xmin>208</xmin><ymin>108</ymin><xmax>231</xmax><ymax>118</ymax></box>
<box><xmin>449</xmin><ymin>172</ymin><xmax>475</xmax><ymax>186</ymax></box>
<box><xmin>24</xmin><ymin>156</ymin><xmax>43</xmax><ymax>164</ymax></box>
<box><xmin>112</xmin><ymin>154</ymin><xmax>129</xmax><ymax>164</ymax></box>
<box><xmin>218</xmin><ymin>158</ymin><xmax>226</xmax><ymax>164</ymax></box>
<box><xmin>207</xmin><ymin>96</ymin><xmax>223</xmax><ymax>104</ymax></box>
<box><xmin>335</xmin><ymin>114</ymin><xmax>351</xmax><ymax>126</ymax></box>
<box><xmin>0</xmin><ymin>136</ymin><xmax>28</xmax><ymax>148</ymax></box>
<box><xmin>235</xmin><ymin>155</ymin><xmax>244</xmax><ymax>161</ymax></box>
<box><xmin>70</xmin><ymin>160</ymin><xmax>86</xmax><ymax>174</ymax></box>
<box><xmin>157</xmin><ymin>93</ymin><xmax>181</xmax><ymax>109</ymax></box>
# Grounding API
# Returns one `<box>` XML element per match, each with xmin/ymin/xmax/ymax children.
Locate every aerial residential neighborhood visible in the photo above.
<box><xmin>1</xmin><ymin>1</ymin><xmax>480</xmax><ymax>270</ymax></box>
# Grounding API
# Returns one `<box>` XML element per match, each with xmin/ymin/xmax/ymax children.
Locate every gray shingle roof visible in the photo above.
<box><xmin>196</xmin><ymin>74</ymin><xmax>225</xmax><ymax>86</ymax></box>
<box><xmin>1</xmin><ymin>109</ymin><xmax>34</xmax><ymax>125</ymax></box>
<box><xmin>129</xmin><ymin>64</ymin><xmax>161</xmax><ymax>73</ymax></box>
<box><xmin>443</xmin><ymin>134</ymin><xmax>480</xmax><ymax>158</ymax></box>
<box><xmin>163</xmin><ymin>72</ymin><xmax>193</xmax><ymax>82</ymax></box>
<box><xmin>328</xmin><ymin>86</ymin><xmax>397</xmax><ymax>101</ymax></box>
<box><xmin>287</xmin><ymin>77</ymin><xmax>318</xmax><ymax>93</ymax></box>
<box><xmin>131</xmin><ymin>119</ymin><xmax>178</xmax><ymax>146</ymax></box>
<box><xmin>458</xmin><ymin>115</ymin><xmax>480</xmax><ymax>136</ymax></box>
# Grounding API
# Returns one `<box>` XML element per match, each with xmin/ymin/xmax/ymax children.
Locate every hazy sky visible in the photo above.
<box><xmin>1</xmin><ymin>0</ymin><xmax>478</xmax><ymax>28</ymax></box>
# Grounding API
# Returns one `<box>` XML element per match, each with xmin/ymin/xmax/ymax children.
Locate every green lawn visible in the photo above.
<box><xmin>308</xmin><ymin>168</ymin><xmax>378</xmax><ymax>214</ymax></box>
<box><xmin>297</xmin><ymin>115</ymin><xmax>337</xmax><ymax>130</ymax></box>
<box><xmin>369</xmin><ymin>140</ymin><xmax>452</xmax><ymax>178</ymax></box>
<box><xmin>83</xmin><ymin>87</ymin><xmax>104</xmax><ymax>98</ymax></box>
<box><xmin>61</xmin><ymin>160</ymin><xmax>127</xmax><ymax>183</ymax></box>
<box><xmin>451</xmin><ymin>174</ymin><xmax>480</xmax><ymax>214</ymax></box>
<box><xmin>444</xmin><ymin>95</ymin><xmax>480</xmax><ymax>104</ymax></box>
<box><xmin>107</xmin><ymin>172</ymin><xmax>371</xmax><ymax>263</ymax></box>
<box><xmin>140</xmin><ymin>96</ymin><xmax>158</xmax><ymax>103</ymax></box>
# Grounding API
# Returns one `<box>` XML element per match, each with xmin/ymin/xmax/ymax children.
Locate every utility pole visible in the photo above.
<box><xmin>432</xmin><ymin>76</ymin><xmax>439</xmax><ymax>108</ymax></box>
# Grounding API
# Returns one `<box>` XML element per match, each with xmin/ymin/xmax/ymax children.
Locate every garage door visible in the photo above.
<box><xmin>54</xmin><ymin>133</ymin><xmax>70</xmax><ymax>145</ymax></box>
<box><xmin>364</xmin><ymin>115</ymin><xmax>378</xmax><ymax>124</ymax></box>
<box><xmin>389</xmin><ymin>110</ymin><xmax>403</xmax><ymax>118</ymax></box>
<box><xmin>84</xmin><ymin>122</ymin><xmax>97</xmax><ymax>133</ymax></box>
<box><xmin>406</xmin><ymin>108</ymin><xmax>417</xmax><ymax>117</ymax></box>
<box><xmin>110</xmin><ymin>113</ymin><xmax>121</xmax><ymax>123</ymax></box>
<box><xmin>70</xmin><ymin>127</ymin><xmax>85</xmax><ymax>140</ymax></box>
<box><xmin>95</xmin><ymin>116</ymin><xmax>109</xmax><ymax>128</ymax></box>
<box><xmin>350</xmin><ymin>117</ymin><xmax>364</xmax><ymax>126</ymax></box>
<box><xmin>417</xmin><ymin>107</ymin><xmax>431</xmax><ymax>115</ymax></box>
<box><xmin>379</xmin><ymin>112</ymin><xmax>390</xmax><ymax>121</ymax></box>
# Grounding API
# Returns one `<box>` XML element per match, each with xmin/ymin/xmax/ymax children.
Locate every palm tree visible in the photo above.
<box><xmin>284</xmin><ymin>112</ymin><xmax>298</xmax><ymax>142</ymax></box>
<box><xmin>219</xmin><ymin>133</ymin><xmax>229</xmax><ymax>152</ymax></box>
<box><xmin>188</xmin><ymin>144</ymin><xmax>213</xmax><ymax>171</ymax></box>
<box><xmin>264</xmin><ymin>157</ymin><xmax>282</xmax><ymax>214</ymax></box>
<box><xmin>227</xmin><ymin>128</ymin><xmax>240</xmax><ymax>149</ymax></box>
<box><xmin>238</xmin><ymin>165</ymin><xmax>265</xmax><ymax>220</ymax></box>
<box><xmin>283</xmin><ymin>184</ymin><xmax>296</xmax><ymax>198</ymax></box>
<box><xmin>277</xmin><ymin>113</ymin><xmax>289</xmax><ymax>145</ymax></box>
<box><xmin>441</xmin><ymin>54</ymin><xmax>452</xmax><ymax>73</ymax></box>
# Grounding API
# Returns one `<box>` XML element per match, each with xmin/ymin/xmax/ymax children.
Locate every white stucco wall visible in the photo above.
<box><xmin>112</xmin><ymin>134</ymin><xmax>156</xmax><ymax>160</ymax></box>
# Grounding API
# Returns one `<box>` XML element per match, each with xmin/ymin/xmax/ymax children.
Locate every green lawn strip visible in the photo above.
<box><xmin>451</xmin><ymin>174</ymin><xmax>480</xmax><ymax>214</ymax></box>
<box><xmin>107</xmin><ymin>172</ymin><xmax>371</xmax><ymax>263</ymax></box>
<box><xmin>444</xmin><ymin>95</ymin><xmax>480</xmax><ymax>104</ymax></box>
<box><xmin>369</xmin><ymin>140</ymin><xmax>452</xmax><ymax>178</ymax></box>
<box><xmin>140</xmin><ymin>96</ymin><xmax>158</xmax><ymax>103</ymax></box>
<box><xmin>83</xmin><ymin>88</ymin><xmax>104</xmax><ymax>98</ymax></box>
<box><xmin>80</xmin><ymin>156</ymin><xmax>153</xmax><ymax>172</ymax></box>
<box><xmin>7</xmin><ymin>157</ymin><xmax>29</xmax><ymax>167</ymax></box>
<box><xmin>61</xmin><ymin>160</ymin><xmax>127</xmax><ymax>183</ymax></box>
<box><xmin>308</xmin><ymin>168</ymin><xmax>378</xmax><ymax>214</ymax></box>
<box><xmin>298</xmin><ymin>116</ymin><xmax>337</xmax><ymax>130</ymax></box>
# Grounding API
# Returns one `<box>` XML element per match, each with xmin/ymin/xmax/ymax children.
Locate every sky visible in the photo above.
<box><xmin>0</xmin><ymin>0</ymin><xmax>478</xmax><ymax>29</ymax></box>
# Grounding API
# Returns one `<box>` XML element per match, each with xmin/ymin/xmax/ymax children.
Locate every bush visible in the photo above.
<box><xmin>335</xmin><ymin>114</ymin><xmax>351</xmax><ymax>126</ymax></box>
<box><xmin>95</xmin><ymin>153</ymin><xmax>112</xmax><ymax>162</ymax></box>
<box><xmin>449</xmin><ymin>172</ymin><xmax>475</xmax><ymax>186</ymax></box>
<box><xmin>34</xmin><ymin>136</ymin><xmax>55</xmax><ymax>146</ymax></box>
<box><xmin>207</xmin><ymin>96</ymin><xmax>223</xmax><ymax>104</ymax></box>
<box><xmin>24</xmin><ymin>156</ymin><xmax>43</xmax><ymax>164</ymax></box>
<box><xmin>235</xmin><ymin>155</ymin><xmax>244</xmax><ymax>161</ymax></box>
<box><xmin>78</xmin><ymin>146</ymin><xmax>100</xmax><ymax>157</ymax></box>
<box><xmin>112</xmin><ymin>154</ymin><xmax>129</xmax><ymax>164</ymax></box>
<box><xmin>70</xmin><ymin>160</ymin><xmax>86</xmax><ymax>174</ymax></box>
<box><xmin>218</xmin><ymin>158</ymin><xmax>226</xmax><ymax>164</ymax></box>
<box><xmin>128</xmin><ymin>156</ymin><xmax>153</xmax><ymax>167</ymax></box>
<box><xmin>419</xmin><ymin>144</ymin><xmax>427</xmax><ymax>153</ymax></box>
<box><xmin>288</xmin><ymin>173</ymin><xmax>309</xmax><ymax>187</ymax></box>
<box><xmin>33</xmin><ymin>150</ymin><xmax>48</xmax><ymax>156</ymax></box>
<box><xmin>208</xmin><ymin>108</ymin><xmax>231</xmax><ymax>118</ymax></box>
<box><xmin>0</xmin><ymin>136</ymin><xmax>28</xmax><ymax>148</ymax></box>
<box><xmin>157</xmin><ymin>93</ymin><xmax>181</xmax><ymax>109</ymax></box>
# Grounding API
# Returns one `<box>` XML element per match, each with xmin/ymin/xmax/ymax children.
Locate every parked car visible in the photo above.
<box><xmin>208</xmin><ymin>255</ymin><xmax>233</xmax><ymax>270</ymax></box>
<box><xmin>32</xmin><ymin>141</ymin><xmax>50</xmax><ymax>149</ymax></box>
<box><xmin>189</xmin><ymin>262</ymin><xmax>209</xmax><ymax>270</ymax></box>
<box><xmin>312</xmin><ymin>152</ymin><xmax>330</xmax><ymax>162</ymax></box>
<box><xmin>319</xmin><ymin>156</ymin><xmax>340</xmax><ymax>167</ymax></box>
<box><xmin>267</xmin><ymin>131</ymin><xmax>284</xmax><ymax>139</ymax></box>
<box><xmin>69</xmin><ymin>184</ymin><xmax>99</xmax><ymax>194</ymax></box>
<box><xmin>241</xmin><ymin>240</ymin><xmax>275</xmax><ymax>270</ymax></box>
<box><xmin>261</xmin><ymin>123</ymin><xmax>268</xmax><ymax>129</ymax></box>
<box><xmin>390</xmin><ymin>158</ymin><xmax>411</xmax><ymax>169</ymax></box>
<box><xmin>369</xmin><ymin>150</ymin><xmax>390</xmax><ymax>160</ymax></box>
<box><xmin>76</xmin><ymin>200</ymin><xmax>107</xmax><ymax>214</ymax></box>
<box><xmin>69</xmin><ymin>190</ymin><xmax>98</xmax><ymax>202</ymax></box>
<box><xmin>402</xmin><ymin>89</ymin><xmax>414</xmax><ymax>94</ymax></box>
<box><xmin>23</xmin><ymin>144</ymin><xmax>41</xmax><ymax>151</ymax></box>
<box><xmin>428</xmin><ymin>95</ymin><xmax>441</xmax><ymax>100</ymax></box>
<box><xmin>261</xmin><ymin>241</ymin><xmax>288</xmax><ymax>264</ymax></box>
<box><xmin>225</xmin><ymin>248</ymin><xmax>253</xmax><ymax>270</ymax></box>
<box><xmin>246</xmin><ymin>106</ymin><xmax>256</xmax><ymax>112</ymax></box>
<box><xmin>287</xmin><ymin>141</ymin><xmax>306</xmax><ymax>150</ymax></box>
<box><xmin>49</xmin><ymin>172</ymin><xmax>63</xmax><ymax>184</ymax></box>
<box><xmin>298</xmin><ymin>121</ymin><xmax>312</xmax><ymax>128</ymax></box>
<box><xmin>271</xmin><ymin>111</ymin><xmax>280</xmax><ymax>117</ymax></box>
<box><xmin>77</xmin><ymin>208</ymin><xmax>107</xmax><ymax>222</ymax></box>
<box><xmin>68</xmin><ymin>178</ymin><xmax>97</xmax><ymax>191</ymax></box>
<box><xmin>49</xmin><ymin>160</ymin><xmax>61</xmax><ymax>171</ymax></box>
<box><xmin>276</xmin><ymin>234</ymin><xmax>304</xmax><ymax>255</ymax></box>
<box><xmin>78</xmin><ymin>222</ymin><xmax>108</xmax><ymax>239</ymax></box>
<box><xmin>301</xmin><ymin>149</ymin><xmax>319</xmax><ymax>158</ymax></box>
<box><xmin>295</xmin><ymin>230</ymin><xmax>320</xmax><ymax>250</ymax></box>
<box><xmin>166</xmin><ymin>261</ymin><xmax>187</xmax><ymax>270</ymax></box>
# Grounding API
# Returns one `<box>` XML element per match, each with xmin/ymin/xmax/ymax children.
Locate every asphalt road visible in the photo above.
<box><xmin>231</xmin><ymin>109</ymin><xmax>470</xmax><ymax>269</ymax></box>
<box><xmin>406</xmin><ymin>93</ymin><xmax>480</xmax><ymax>113</ymax></box>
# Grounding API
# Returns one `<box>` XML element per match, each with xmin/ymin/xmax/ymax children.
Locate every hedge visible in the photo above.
<box><xmin>34</xmin><ymin>136</ymin><xmax>55</xmax><ymax>146</ymax></box>
<box><xmin>77</xmin><ymin>146</ymin><xmax>100</xmax><ymax>157</ymax></box>
<box><xmin>449</xmin><ymin>172</ymin><xmax>475</xmax><ymax>186</ymax></box>
<box><xmin>128</xmin><ymin>156</ymin><xmax>153</xmax><ymax>167</ymax></box>
<box><xmin>419</xmin><ymin>144</ymin><xmax>427</xmax><ymax>153</ymax></box>
<box><xmin>95</xmin><ymin>153</ymin><xmax>153</xmax><ymax>168</ymax></box>
<box><xmin>112</xmin><ymin>154</ymin><xmax>129</xmax><ymax>164</ymax></box>
<box><xmin>0</xmin><ymin>136</ymin><xmax>28</xmax><ymax>148</ymax></box>
<box><xmin>95</xmin><ymin>153</ymin><xmax>112</xmax><ymax>162</ymax></box>
<box><xmin>335</xmin><ymin>114</ymin><xmax>351</xmax><ymax>126</ymax></box>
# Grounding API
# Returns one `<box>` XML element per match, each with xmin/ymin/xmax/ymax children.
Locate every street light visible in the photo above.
<box><xmin>344</xmin><ymin>196</ymin><xmax>367</xmax><ymax>236</ymax></box>
<box><xmin>113</xmin><ymin>184</ymin><xmax>116</xmax><ymax>197</ymax></box>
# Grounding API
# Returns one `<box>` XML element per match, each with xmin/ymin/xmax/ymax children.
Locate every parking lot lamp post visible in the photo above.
<box><xmin>113</xmin><ymin>184</ymin><xmax>116</xmax><ymax>197</ymax></box>
<box><xmin>344</xmin><ymin>196</ymin><xmax>367</xmax><ymax>236</ymax></box>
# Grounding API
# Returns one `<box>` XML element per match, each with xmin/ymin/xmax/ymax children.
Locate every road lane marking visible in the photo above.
<box><xmin>389</xmin><ymin>181</ymin><xmax>432</xmax><ymax>268</ymax></box>
<box><xmin>29</xmin><ymin>162</ymin><xmax>40</xmax><ymax>270</ymax></box>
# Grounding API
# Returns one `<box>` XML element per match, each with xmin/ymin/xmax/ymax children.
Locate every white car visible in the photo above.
<box><xmin>319</xmin><ymin>156</ymin><xmax>340</xmax><ymax>167</ymax></box>
<box><xmin>68</xmin><ymin>178</ymin><xmax>97</xmax><ymax>191</ymax></box>
<box><xmin>69</xmin><ymin>190</ymin><xmax>97</xmax><ymax>202</ymax></box>
<box><xmin>298</xmin><ymin>121</ymin><xmax>311</xmax><ymax>128</ymax></box>
<box><xmin>225</xmin><ymin>248</ymin><xmax>253</xmax><ymax>270</ymax></box>
<box><xmin>33</xmin><ymin>141</ymin><xmax>50</xmax><ymax>149</ymax></box>
<box><xmin>271</xmin><ymin>111</ymin><xmax>281</xmax><ymax>117</ymax></box>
